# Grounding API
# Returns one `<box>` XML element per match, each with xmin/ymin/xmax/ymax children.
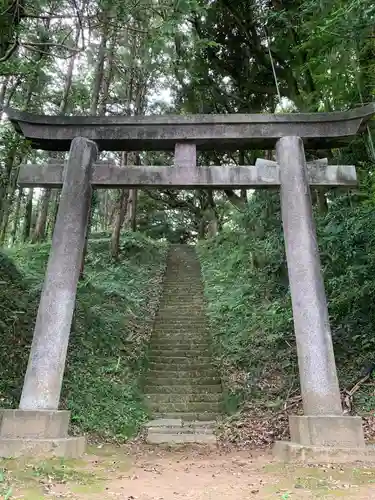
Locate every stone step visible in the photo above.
<box><xmin>153</xmin><ymin>326</ymin><xmax>209</xmax><ymax>332</ymax></box>
<box><xmin>160</xmin><ymin>296</ymin><xmax>204</xmax><ymax>299</ymax></box>
<box><xmin>158</xmin><ymin>298</ymin><xmax>204</xmax><ymax>303</ymax></box>
<box><xmin>148</xmin><ymin>356</ymin><xmax>212</xmax><ymax>364</ymax></box>
<box><xmin>145</xmin><ymin>393</ymin><xmax>222</xmax><ymax>403</ymax></box>
<box><xmin>161</xmin><ymin>285</ymin><xmax>203</xmax><ymax>288</ymax></box>
<box><xmin>154</xmin><ymin>318</ymin><xmax>208</xmax><ymax>323</ymax></box>
<box><xmin>152</xmin><ymin>327</ymin><xmax>209</xmax><ymax>333</ymax></box>
<box><xmin>155</xmin><ymin>312</ymin><xmax>207</xmax><ymax>317</ymax></box>
<box><xmin>151</xmin><ymin>330</ymin><xmax>210</xmax><ymax>346</ymax></box>
<box><xmin>150</xmin><ymin>338</ymin><xmax>210</xmax><ymax>344</ymax></box>
<box><xmin>153</xmin><ymin>325</ymin><xmax>209</xmax><ymax>331</ymax></box>
<box><xmin>144</xmin><ymin>385</ymin><xmax>222</xmax><ymax>394</ymax></box>
<box><xmin>160</xmin><ymin>294</ymin><xmax>204</xmax><ymax>298</ymax></box>
<box><xmin>149</xmin><ymin>347</ymin><xmax>211</xmax><ymax>355</ymax></box>
<box><xmin>160</xmin><ymin>301</ymin><xmax>206</xmax><ymax>308</ymax></box>
<box><xmin>149</xmin><ymin>348</ymin><xmax>211</xmax><ymax>355</ymax></box>
<box><xmin>149</xmin><ymin>353</ymin><xmax>212</xmax><ymax>360</ymax></box>
<box><xmin>148</xmin><ymin>361</ymin><xmax>213</xmax><ymax>370</ymax></box>
<box><xmin>148</xmin><ymin>401</ymin><xmax>221</xmax><ymax>413</ymax></box>
<box><xmin>162</xmin><ymin>286</ymin><xmax>203</xmax><ymax>289</ymax></box>
<box><xmin>146</xmin><ymin>376</ymin><xmax>221</xmax><ymax>386</ymax></box>
<box><xmin>150</xmin><ymin>335</ymin><xmax>210</xmax><ymax>342</ymax></box>
<box><xmin>146</xmin><ymin>419</ymin><xmax>216</xmax><ymax>431</ymax></box>
<box><xmin>149</xmin><ymin>341</ymin><xmax>211</xmax><ymax>347</ymax></box>
<box><xmin>160</xmin><ymin>288</ymin><xmax>203</xmax><ymax>292</ymax></box>
<box><xmin>158</xmin><ymin>302</ymin><xmax>205</xmax><ymax>307</ymax></box>
<box><xmin>149</xmin><ymin>346</ymin><xmax>211</xmax><ymax>352</ymax></box>
<box><xmin>151</xmin><ymin>335</ymin><xmax>209</xmax><ymax>341</ymax></box>
<box><xmin>146</xmin><ymin>245</ymin><xmax>221</xmax><ymax>423</ymax></box>
<box><xmin>158</xmin><ymin>304</ymin><xmax>205</xmax><ymax>308</ymax></box>
<box><xmin>155</xmin><ymin>412</ymin><xmax>219</xmax><ymax>421</ymax></box>
<box><xmin>147</xmin><ymin>368</ymin><xmax>217</xmax><ymax>378</ymax></box>
<box><xmin>164</xmin><ymin>280</ymin><xmax>202</xmax><ymax>283</ymax></box>
<box><xmin>164</xmin><ymin>274</ymin><xmax>201</xmax><ymax>278</ymax></box>
<box><xmin>150</xmin><ymin>342</ymin><xmax>210</xmax><ymax>348</ymax></box>
<box><xmin>148</xmin><ymin>365</ymin><xmax>213</xmax><ymax>374</ymax></box>
<box><xmin>163</xmin><ymin>274</ymin><xmax>202</xmax><ymax>277</ymax></box>
<box><xmin>147</xmin><ymin>432</ymin><xmax>216</xmax><ymax>444</ymax></box>
<box><xmin>150</xmin><ymin>344</ymin><xmax>211</xmax><ymax>350</ymax></box>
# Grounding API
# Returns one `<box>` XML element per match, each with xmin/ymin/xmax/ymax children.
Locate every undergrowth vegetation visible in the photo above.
<box><xmin>198</xmin><ymin>192</ymin><xmax>375</xmax><ymax>426</ymax></box>
<box><xmin>0</xmin><ymin>233</ymin><xmax>167</xmax><ymax>441</ymax></box>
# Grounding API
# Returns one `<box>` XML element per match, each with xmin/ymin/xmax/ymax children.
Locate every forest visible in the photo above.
<box><xmin>1</xmin><ymin>0</ymin><xmax>375</xmax><ymax>445</ymax></box>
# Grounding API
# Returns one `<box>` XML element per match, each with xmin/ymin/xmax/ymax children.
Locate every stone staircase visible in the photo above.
<box><xmin>144</xmin><ymin>244</ymin><xmax>221</xmax><ymax>444</ymax></box>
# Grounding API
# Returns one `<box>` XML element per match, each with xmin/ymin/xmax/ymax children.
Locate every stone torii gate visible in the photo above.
<box><xmin>2</xmin><ymin>105</ymin><xmax>375</xmax><ymax>462</ymax></box>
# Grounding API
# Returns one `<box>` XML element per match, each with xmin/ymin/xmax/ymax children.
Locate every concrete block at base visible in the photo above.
<box><xmin>274</xmin><ymin>441</ymin><xmax>375</xmax><ymax>464</ymax></box>
<box><xmin>0</xmin><ymin>436</ymin><xmax>85</xmax><ymax>458</ymax></box>
<box><xmin>289</xmin><ymin>415</ymin><xmax>365</xmax><ymax>447</ymax></box>
<box><xmin>0</xmin><ymin>410</ymin><xmax>70</xmax><ymax>439</ymax></box>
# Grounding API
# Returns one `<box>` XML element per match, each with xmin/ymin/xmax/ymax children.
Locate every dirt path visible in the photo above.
<box><xmin>4</xmin><ymin>445</ymin><xmax>375</xmax><ymax>499</ymax></box>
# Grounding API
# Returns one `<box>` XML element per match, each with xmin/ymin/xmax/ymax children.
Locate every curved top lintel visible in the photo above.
<box><xmin>4</xmin><ymin>104</ymin><xmax>375</xmax><ymax>152</ymax></box>
<box><xmin>5</xmin><ymin>103</ymin><xmax>375</xmax><ymax>126</ymax></box>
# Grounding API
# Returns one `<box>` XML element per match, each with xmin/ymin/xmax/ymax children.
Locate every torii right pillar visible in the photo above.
<box><xmin>274</xmin><ymin>136</ymin><xmax>368</xmax><ymax>462</ymax></box>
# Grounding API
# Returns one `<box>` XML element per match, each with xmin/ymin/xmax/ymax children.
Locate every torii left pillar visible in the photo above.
<box><xmin>0</xmin><ymin>137</ymin><xmax>97</xmax><ymax>458</ymax></box>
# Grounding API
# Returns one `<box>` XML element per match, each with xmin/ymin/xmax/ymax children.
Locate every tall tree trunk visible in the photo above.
<box><xmin>32</xmin><ymin>20</ymin><xmax>81</xmax><ymax>244</ymax></box>
<box><xmin>1</xmin><ymin>19</ymin><xmax>51</xmax><ymax>245</ymax></box>
<box><xmin>0</xmin><ymin>162</ymin><xmax>21</xmax><ymax>244</ymax></box>
<box><xmin>0</xmin><ymin>76</ymin><xmax>9</xmax><ymax>106</ymax></box>
<box><xmin>32</xmin><ymin>188</ymin><xmax>52</xmax><ymax>243</ymax></box>
<box><xmin>47</xmin><ymin>189</ymin><xmax>60</xmax><ymax>237</ymax></box>
<box><xmin>317</xmin><ymin>190</ymin><xmax>328</xmax><ymax>214</ymax></box>
<box><xmin>81</xmin><ymin>15</ymin><xmax>113</xmax><ymax>278</ymax></box>
<box><xmin>23</xmin><ymin>188</ymin><xmax>34</xmax><ymax>242</ymax></box>
<box><xmin>111</xmin><ymin>191</ymin><xmax>130</xmax><ymax>259</ymax></box>
<box><xmin>124</xmin><ymin>189</ymin><xmax>138</xmax><ymax>231</ymax></box>
<box><xmin>10</xmin><ymin>188</ymin><xmax>23</xmax><ymax>245</ymax></box>
<box><xmin>111</xmin><ymin>152</ymin><xmax>129</xmax><ymax>259</ymax></box>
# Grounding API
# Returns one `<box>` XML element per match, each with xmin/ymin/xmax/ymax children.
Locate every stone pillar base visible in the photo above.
<box><xmin>274</xmin><ymin>442</ymin><xmax>375</xmax><ymax>464</ymax></box>
<box><xmin>273</xmin><ymin>415</ymin><xmax>374</xmax><ymax>464</ymax></box>
<box><xmin>289</xmin><ymin>415</ymin><xmax>365</xmax><ymax>448</ymax></box>
<box><xmin>0</xmin><ymin>410</ymin><xmax>85</xmax><ymax>458</ymax></box>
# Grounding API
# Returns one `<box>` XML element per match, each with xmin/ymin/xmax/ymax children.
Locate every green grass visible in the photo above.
<box><xmin>0</xmin><ymin>232</ymin><xmax>168</xmax><ymax>441</ymax></box>
<box><xmin>197</xmin><ymin>193</ymin><xmax>375</xmax><ymax>423</ymax></box>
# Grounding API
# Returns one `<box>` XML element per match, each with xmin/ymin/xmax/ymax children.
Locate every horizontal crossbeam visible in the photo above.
<box><xmin>5</xmin><ymin>104</ymin><xmax>375</xmax><ymax>151</ymax></box>
<box><xmin>18</xmin><ymin>162</ymin><xmax>357</xmax><ymax>189</ymax></box>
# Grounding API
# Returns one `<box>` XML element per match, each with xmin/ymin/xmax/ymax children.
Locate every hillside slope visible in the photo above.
<box><xmin>198</xmin><ymin>193</ymin><xmax>375</xmax><ymax>446</ymax></box>
<box><xmin>0</xmin><ymin>233</ymin><xmax>167</xmax><ymax>441</ymax></box>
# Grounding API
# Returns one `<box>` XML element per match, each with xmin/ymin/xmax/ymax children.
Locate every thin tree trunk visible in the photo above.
<box><xmin>124</xmin><ymin>189</ymin><xmax>138</xmax><ymax>231</ymax></box>
<box><xmin>23</xmin><ymin>188</ymin><xmax>34</xmax><ymax>242</ymax></box>
<box><xmin>10</xmin><ymin>188</ymin><xmax>23</xmax><ymax>245</ymax></box>
<box><xmin>0</xmin><ymin>76</ymin><xmax>9</xmax><ymax>106</ymax></box>
<box><xmin>317</xmin><ymin>190</ymin><xmax>328</xmax><ymax>214</ymax></box>
<box><xmin>32</xmin><ymin>20</ymin><xmax>81</xmax><ymax>243</ymax></box>
<box><xmin>47</xmin><ymin>189</ymin><xmax>60</xmax><ymax>236</ymax></box>
<box><xmin>1</xmin><ymin>21</ymin><xmax>51</xmax><ymax>245</ymax></box>
<box><xmin>111</xmin><ymin>191</ymin><xmax>130</xmax><ymax>259</ymax></box>
<box><xmin>110</xmin><ymin>152</ymin><xmax>130</xmax><ymax>259</ymax></box>
<box><xmin>0</xmin><ymin>166</ymin><xmax>20</xmax><ymax>244</ymax></box>
<box><xmin>89</xmin><ymin>24</ymin><xmax>109</xmax><ymax>115</ymax></box>
<box><xmin>32</xmin><ymin>188</ymin><xmax>52</xmax><ymax>243</ymax></box>
<box><xmin>81</xmin><ymin>14</ymin><xmax>112</xmax><ymax>278</ymax></box>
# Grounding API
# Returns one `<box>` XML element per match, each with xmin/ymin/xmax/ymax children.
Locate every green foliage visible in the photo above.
<box><xmin>0</xmin><ymin>252</ymin><xmax>36</xmax><ymax>406</ymax></box>
<box><xmin>199</xmin><ymin>192</ymin><xmax>375</xmax><ymax>413</ymax></box>
<box><xmin>1</xmin><ymin>233</ymin><xmax>168</xmax><ymax>440</ymax></box>
<box><xmin>198</xmin><ymin>193</ymin><xmax>293</xmax><ymax>412</ymax></box>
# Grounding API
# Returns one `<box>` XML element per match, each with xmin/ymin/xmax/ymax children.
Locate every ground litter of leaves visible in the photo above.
<box><xmin>2</xmin><ymin>444</ymin><xmax>375</xmax><ymax>500</ymax></box>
